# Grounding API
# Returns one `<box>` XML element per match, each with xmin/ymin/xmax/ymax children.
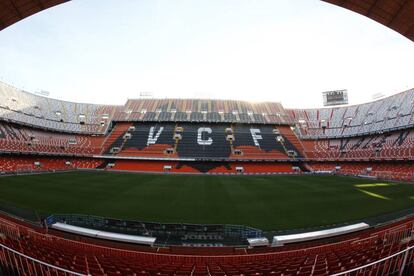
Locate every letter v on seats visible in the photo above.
<box><xmin>147</xmin><ymin>126</ymin><xmax>164</xmax><ymax>145</ymax></box>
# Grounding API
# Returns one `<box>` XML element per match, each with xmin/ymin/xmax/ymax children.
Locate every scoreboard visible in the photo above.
<box><xmin>322</xmin><ymin>90</ymin><xmax>348</xmax><ymax>106</ymax></box>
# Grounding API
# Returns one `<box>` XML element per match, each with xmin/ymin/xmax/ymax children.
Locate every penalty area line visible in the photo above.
<box><xmin>354</xmin><ymin>183</ymin><xmax>395</xmax><ymax>188</ymax></box>
<box><xmin>356</xmin><ymin>189</ymin><xmax>390</xmax><ymax>200</ymax></box>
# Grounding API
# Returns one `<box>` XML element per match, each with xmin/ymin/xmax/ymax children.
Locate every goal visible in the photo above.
<box><xmin>16</xmin><ymin>164</ymin><xmax>34</xmax><ymax>175</ymax></box>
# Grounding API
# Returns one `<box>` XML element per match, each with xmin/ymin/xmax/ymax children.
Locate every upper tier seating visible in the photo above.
<box><xmin>121</xmin><ymin>123</ymin><xmax>176</xmax><ymax>157</ymax></box>
<box><xmin>3</xmin><ymin>80</ymin><xmax>414</xmax><ymax>139</ymax></box>
<box><xmin>104</xmin><ymin>123</ymin><xmax>304</xmax><ymax>160</ymax></box>
<box><xmin>177</xmin><ymin>123</ymin><xmax>231</xmax><ymax>159</ymax></box>
<box><xmin>303</xmin><ymin>129</ymin><xmax>414</xmax><ymax>161</ymax></box>
<box><xmin>116</xmin><ymin>98</ymin><xmax>290</xmax><ymax>125</ymax></box>
<box><xmin>0</xmin><ymin>82</ymin><xmax>116</xmax><ymax>133</ymax></box>
<box><xmin>231</xmin><ymin>125</ymin><xmax>301</xmax><ymax>159</ymax></box>
<box><xmin>288</xmin><ymin>88</ymin><xmax>414</xmax><ymax>139</ymax></box>
<box><xmin>0</xmin><ymin>122</ymin><xmax>104</xmax><ymax>155</ymax></box>
<box><xmin>0</xmin><ymin>82</ymin><xmax>291</xmax><ymax>135</ymax></box>
<box><xmin>100</xmin><ymin>122</ymin><xmax>134</xmax><ymax>154</ymax></box>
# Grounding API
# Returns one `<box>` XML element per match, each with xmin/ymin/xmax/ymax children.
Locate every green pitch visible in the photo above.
<box><xmin>0</xmin><ymin>171</ymin><xmax>414</xmax><ymax>231</ymax></box>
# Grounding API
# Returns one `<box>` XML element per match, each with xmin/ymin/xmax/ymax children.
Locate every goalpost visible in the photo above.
<box><xmin>16</xmin><ymin>164</ymin><xmax>34</xmax><ymax>175</ymax></box>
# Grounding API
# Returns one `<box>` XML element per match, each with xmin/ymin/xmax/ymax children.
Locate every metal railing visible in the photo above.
<box><xmin>0</xmin><ymin>243</ymin><xmax>89</xmax><ymax>276</ymax></box>
<box><xmin>1</xmin><ymin>211</ymin><xmax>414</xmax><ymax>275</ymax></box>
<box><xmin>332</xmin><ymin>244</ymin><xmax>414</xmax><ymax>276</ymax></box>
<box><xmin>1</xmin><ymin>240</ymin><xmax>414</xmax><ymax>275</ymax></box>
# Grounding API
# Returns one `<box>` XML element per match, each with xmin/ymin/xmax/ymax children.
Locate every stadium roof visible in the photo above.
<box><xmin>0</xmin><ymin>0</ymin><xmax>68</xmax><ymax>30</ymax></box>
<box><xmin>323</xmin><ymin>0</ymin><xmax>414</xmax><ymax>42</ymax></box>
<box><xmin>0</xmin><ymin>1</ymin><xmax>413</xmax><ymax>42</ymax></box>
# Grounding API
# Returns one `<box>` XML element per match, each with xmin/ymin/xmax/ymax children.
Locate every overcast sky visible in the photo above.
<box><xmin>0</xmin><ymin>0</ymin><xmax>413</xmax><ymax>108</ymax></box>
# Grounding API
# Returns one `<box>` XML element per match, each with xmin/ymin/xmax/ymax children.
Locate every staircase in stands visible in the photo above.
<box><xmin>278</xmin><ymin>125</ymin><xmax>307</xmax><ymax>158</ymax></box>
<box><xmin>100</xmin><ymin>122</ymin><xmax>133</xmax><ymax>155</ymax></box>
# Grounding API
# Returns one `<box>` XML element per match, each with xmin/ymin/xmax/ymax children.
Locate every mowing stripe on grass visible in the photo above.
<box><xmin>1</xmin><ymin>172</ymin><xmax>413</xmax><ymax>230</ymax></box>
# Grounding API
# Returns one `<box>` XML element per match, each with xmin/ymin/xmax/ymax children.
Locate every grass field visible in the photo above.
<box><xmin>0</xmin><ymin>172</ymin><xmax>414</xmax><ymax>231</ymax></box>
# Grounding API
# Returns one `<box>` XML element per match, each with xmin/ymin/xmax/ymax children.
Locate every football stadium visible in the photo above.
<box><xmin>1</xmin><ymin>1</ymin><xmax>414</xmax><ymax>275</ymax></box>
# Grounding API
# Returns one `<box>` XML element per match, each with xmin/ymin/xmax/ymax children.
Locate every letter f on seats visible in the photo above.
<box><xmin>250</xmin><ymin>129</ymin><xmax>262</xmax><ymax>147</ymax></box>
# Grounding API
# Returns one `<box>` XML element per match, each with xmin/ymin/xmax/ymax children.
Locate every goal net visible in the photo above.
<box><xmin>16</xmin><ymin>164</ymin><xmax>34</xmax><ymax>175</ymax></box>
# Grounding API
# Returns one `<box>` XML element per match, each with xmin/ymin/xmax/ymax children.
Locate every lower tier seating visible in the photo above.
<box><xmin>0</xmin><ymin>156</ymin><xmax>411</xmax><ymax>182</ymax></box>
<box><xmin>108</xmin><ymin>160</ymin><xmax>296</xmax><ymax>174</ymax></box>
<box><xmin>308</xmin><ymin>161</ymin><xmax>414</xmax><ymax>182</ymax></box>
<box><xmin>0</xmin><ymin>156</ymin><xmax>104</xmax><ymax>173</ymax></box>
<box><xmin>1</xmin><ymin>214</ymin><xmax>414</xmax><ymax>275</ymax></box>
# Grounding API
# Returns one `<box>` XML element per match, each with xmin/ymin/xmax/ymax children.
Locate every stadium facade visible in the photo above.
<box><xmin>1</xmin><ymin>1</ymin><xmax>414</xmax><ymax>275</ymax></box>
<box><xmin>0</xmin><ymin>81</ymin><xmax>413</xmax><ymax>180</ymax></box>
<box><xmin>1</xmin><ymin>79</ymin><xmax>414</xmax><ymax>275</ymax></box>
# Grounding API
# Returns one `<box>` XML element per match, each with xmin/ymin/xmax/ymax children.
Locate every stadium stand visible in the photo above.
<box><xmin>0</xmin><ymin>82</ymin><xmax>293</xmax><ymax>134</ymax></box>
<box><xmin>0</xmin><ymin>156</ymin><xmax>103</xmax><ymax>174</ymax></box>
<box><xmin>2</xmin><ymin>81</ymin><xmax>414</xmax><ymax>164</ymax></box>
<box><xmin>100</xmin><ymin>122</ymin><xmax>134</xmax><ymax>155</ymax></box>
<box><xmin>108</xmin><ymin>160</ymin><xmax>297</xmax><ymax>174</ymax></box>
<box><xmin>288</xmin><ymin>89</ymin><xmax>414</xmax><ymax>139</ymax></box>
<box><xmin>2</xmin><ymin>0</ymin><xmax>414</xmax><ymax>274</ymax></box>
<box><xmin>301</xmin><ymin>129</ymin><xmax>414</xmax><ymax>161</ymax></box>
<box><xmin>1</xmin><ymin>213</ymin><xmax>414</xmax><ymax>275</ymax></box>
<box><xmin>1</xmin><ymin>50</ymin><xmax>414</xmax><ymax>276</ymax></box>
<box><xmin>176</xmin><ymin>123</ymin><xmax>231</xmax><ymax>159</ymax></box>
<box><xmin>101</xmin><ymin>123</ymin><xmax>304</xmax><ymax>160</ymax></box>
<box><xmin>308</xmin><ymin>161</ymin><xmax>414</xmax><ymax>182</ymax></box>
<box><xmin>1</xmin><ymin>84</ymin><xmax>414</xmax><ymax>182</ymax></box>
<box><xmin>120</xmin><ymin>123</ymin><xmax>177</xmax><ymax>158</ymax></box>
<box><xmin>0</xmin><ymin>121</ymin><xmax>103</xmax><ymax>156</ymax></box>
<box><xmin>0</xmin><ymin>82</ymin><xmax>114</xmax><ymax>134</ymax></box>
